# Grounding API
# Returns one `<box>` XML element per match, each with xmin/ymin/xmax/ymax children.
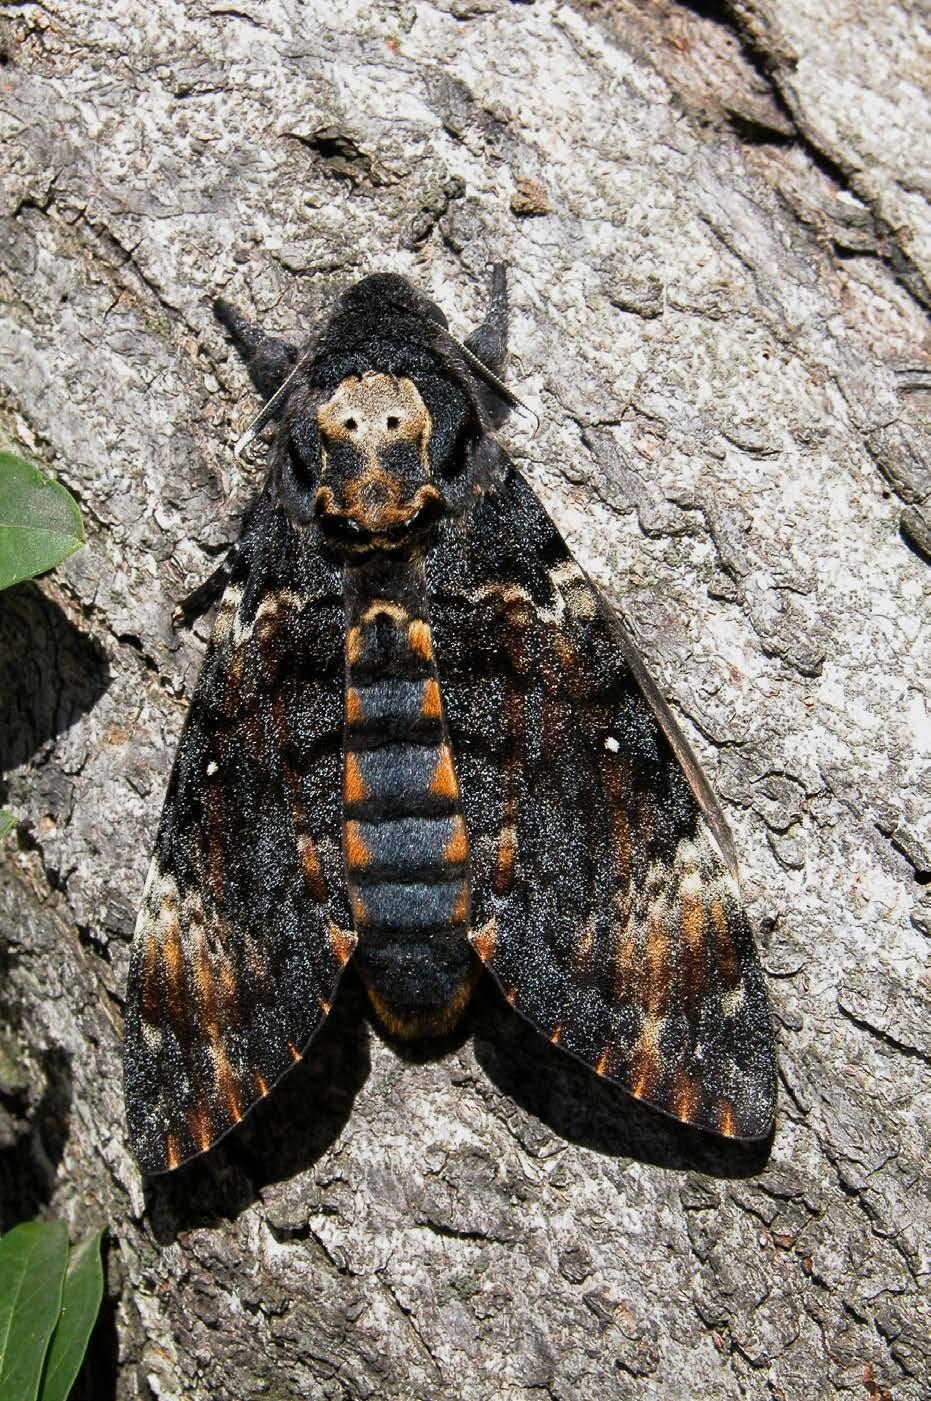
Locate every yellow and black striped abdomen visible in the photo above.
<box><xmin>342</xmin><ymin>563</ymin><xmax>476</xmax><ymax>1037</ymax></box>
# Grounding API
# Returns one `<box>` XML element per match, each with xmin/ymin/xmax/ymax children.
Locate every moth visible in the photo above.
<box><xmin>123</xmin><ymin>267</ymin><xmax>777</xmax><ymax>1173</ymax></box>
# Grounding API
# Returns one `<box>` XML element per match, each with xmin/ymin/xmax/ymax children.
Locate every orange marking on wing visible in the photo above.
<box><xmin>680</xmin><ymin>892</ymin><xmax>709</xmax><ymax>1011</ymax></box>
<box><xmin>214</xmin><ymin>1045</ymin><xmax>243</xmax><ymax>1123</ymax></box>
<box><xmin>452</xmin><ymin>883</ymin><xmax>469</xmax><ymax>925</ymax></box>
<box><xmin>192</xmin><ymin>938</ymin><xmax>219</xmax><ymax>1036</ymax></box>
<box><xmin>161</xmin><ymin>901</ymin><xmax>182</xmax><ymax>971</ymax></box>
<box><xmin>489</xmin><ymin>674</ymin><xmax>524</xmax><ymax>896</ymax></box>
<box><xmin>346</xmin><ymin>625</ymin><xmax>365</xmax><ymax>665</ymax></box>
<box><xmin>443</xmin><ymin>816</ymin><xmax>469</xmax><ymax>864</ymax></box>
<box><xmin>255</xmin><ymin>609</ymin><xmax>284</xmax><ymax>653</ymax></box>
<box><xmin>630</xmin><ymin>1016</ymin><xmax>663</xmax><ymax>1100</ymax></box>
<box><xmin>595</xmin><ymin>1048</ymin><xmax>612</xmax><ymax>1077</ymax></box>
<box><xmin>670</xmin><ymin>1068</ymin><xmax>702</xmax><ymax>1124</ymax></box>
<box><xmin>492</xmin><ymin>824</ymin><xmax>516</xmax><ymax>895</ymax></box>
<box><xmin>329</xmin><ymin>924</ymin><xmax>356</xmax><ymax>966</ymax></box>
<box><xmin>718</xmin><ymin>1100</ymin><xmax>738</xmax><ymax>1138</ymax></box>
<box><xmin>288</xmin><ymin>1041</ymin><xmax>302</xmax><ymax>1063</ymax></box>
<box><xmin>550</xmin><ymin>629</ymin><xmax>578</xmax><ymax>675</ymax></box>
<box><xmin>711</xmin><ymin>899</ymin><xmax>739</xmax><ymax>982</ymax></box>
<box><xmin>217</xmin><ymin>958</ymin><xmax>239</xmax><ymax>1021</ymax></box>
<box><xmin>344</xmin><ymin>752</ymin><xmax>368</xmax><ymax>804</ymax></box>
<box><xmin>161</xmin><ymin>904</ymin><xmax>186</xmax><ymax>1017</ymax></box>
<box><xmin>429</xmin><ymin>746</ymin><xmax>460</xmax><ymax>798</ymax></box>
<box><xmin>505</xmin><ymin>985</ymin><xmax>518</xmax><ymax>1006</ymax></box>
<box><xmin>612</xmin><ymin>931</ymin><xmax>637</xmax><ymax>1000</ymax></box>
<box><xmin>420</xmin><ymin>677</ymin><xmax>442</xmax><ymax>719</ymax></box>
<box><xmin>602</xmin><ymin>763</ymin><xmax>633</xmax><ymax>886</ymax></box>
<box><xmin>319</xmin><ymin>996</ymin><xmax>332</xmax><ymax>1015</ymax></box>
<box><xmin>165</xmin><ymin>1135</ymin><xmax>180</xmax><ymax>1171</ymax></box>
<box><xmin>344</xmin><ymin>821</ymin><xmax>372</xmax><ymax>870</ymax></box>
<box><xmin>188</xmin><ymin>1105</ymin><xmax>213</xmax><ymax>1153</ymax></box>
<box><xmin>141</xmin><ymin>931</ymin><xmax>161</xmax><ymax>1025</ymax></box>
<box><xmin>681</xmin><ymin>894</ymin><xmax>706</xmax><ymax>951</ymax></box>
<box><xmin>269</xmin><ymin>695</ymin><xmax>330</xmax><ymax>903</ymax></box>
<box><xmin>346</xmin><ymin>686</ymin><xmax>364</xmax><ymax>724</ymax></box>
<box><xmin>212</xmin><ymin>591</ymin><xmax>239</xmax><ymax>645</ymax></box>
<box><xmin>297</xmin><ymin>834</ymin><xmax>327</xmax><ymax>903</ymax></box>
<box><xmin>643</xmin><ymin>917</ymin><xmax>672</xmax><ymax>1018</ymax></box>
<box><xmin>408</xmin><ymin>618</ymin><xmax>433</xmax><ymax>660</ymax></box>
<box><xmin>471</xmin><ymin>918</ymin><xmax>497</xmax><ymax>963</ymax></box>
<box><xmin>550</xmin><ymin>1024</ymin><xmax>562</xmax><ymax>1046</ymax></box>
<box><xmin>255</xmin><ymin>1071</ymin><xmax>269</xmax><ymax>1097</ymax></box>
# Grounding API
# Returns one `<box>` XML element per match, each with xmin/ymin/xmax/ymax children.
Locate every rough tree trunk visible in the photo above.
<box><xmin>1</xmin><ymin>2</ymin><xmax>928</xmax><ymax>1397</ymax></box>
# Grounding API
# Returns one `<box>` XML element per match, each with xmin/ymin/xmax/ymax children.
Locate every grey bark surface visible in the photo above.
<box><xmin>0</xmin><ymin>1</ymin><xmax>928</xmax><ymax>1398</ymax></box>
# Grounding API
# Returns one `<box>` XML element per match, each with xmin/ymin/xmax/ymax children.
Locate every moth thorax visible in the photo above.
<box><xmin>315</xmin><ymin>373</ymin><xmax>444</xmax><ymax>544</ymax></box>
<box><xmin>318</xmin><ymin>372</ymin><xmax>431</xmax><ymax>461</ymax></box>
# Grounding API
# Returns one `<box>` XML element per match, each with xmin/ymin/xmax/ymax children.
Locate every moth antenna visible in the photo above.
<box><xmin>450</xmin><ymin>335</ymin><xmax>540</xmax><ymax>434</ymax></box>
<box><xmin>383</xmin><ymin>292</ymin><xmax>539</xmax><ymax>434</ymax></box>
<box><xmin>233</xmin><ymin>348</ymin><xmax>315</xmax><ymax>458</ymax></box>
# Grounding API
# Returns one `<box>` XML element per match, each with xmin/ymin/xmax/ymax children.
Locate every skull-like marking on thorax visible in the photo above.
<box><xmin>314</xmin><ymin>373</ymin><xmax>443</xmax><ymax>540</ymax></box>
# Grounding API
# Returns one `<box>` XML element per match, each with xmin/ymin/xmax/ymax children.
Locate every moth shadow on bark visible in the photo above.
<box><xmin>469</xmin><ymin>978</ymin><xmax>773</xmax><ymax>1179</ymax></box>
<box><xmin>0</xmin><ymin>1043</ymin><xmax>74</xmax><ymax>1232</ymax></box>
<box><xmin>141</xmin><ymin>975</ymin><xmax>372</xmax><ymax>1242</ymax></box>
<box><xmin>0</xmin><ymin>581</ymin><xmax>110</xmax><ymax>777</ymax></box>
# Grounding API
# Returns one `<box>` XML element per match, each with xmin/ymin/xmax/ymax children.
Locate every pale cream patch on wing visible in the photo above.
<box><xmin>212</xmin><ymin>584</ymin><xmax>303</xmax><ymax>652</ymax></box>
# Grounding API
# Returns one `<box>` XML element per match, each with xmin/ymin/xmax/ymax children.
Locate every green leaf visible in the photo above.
<box><xmin>39</xmin><ymin>1230</ymin><xmax>104</xmax><ymax>1401</ymax></box>
<box><xmin>0</xmin><ymin>812</ymin><xmax>14</xmax><ymax>840</ymax></box>
<box><xmin>0</xmin><ymin>1221</ymin><xmax>69</xmax><ymax>1401</ymax></box>
<box><xmin>0</xmin><ymin>454</ymin><xmax>84</xmax><ymax>590</ymax></box>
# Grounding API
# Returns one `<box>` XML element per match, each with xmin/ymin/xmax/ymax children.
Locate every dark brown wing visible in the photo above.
<box><xmin>428</xmin><ymin>466</ymin><xmax>776</xmax><ymax>1140</ymax></box>
<box><xmin>123</xmin><ymin>491</ymin><xmax>356</xmax><ymax>1173</ymax></box>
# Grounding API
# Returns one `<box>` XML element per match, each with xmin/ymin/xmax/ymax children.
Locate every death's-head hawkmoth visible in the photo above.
<box><xmin>123</xmin><ymin>267</ymin><xmax>777</xmax><ymax>1173</ymax></box>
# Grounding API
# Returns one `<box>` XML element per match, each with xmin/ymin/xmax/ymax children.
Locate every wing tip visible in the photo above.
<box><xmin>125</xmin><ymin>993</ymin><xmax>346</xmax><ymax>1173</ymax></box>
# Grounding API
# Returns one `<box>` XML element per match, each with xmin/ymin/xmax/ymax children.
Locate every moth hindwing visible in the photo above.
<box><xmin>123</xmin><ymin>267</ymin><xmax>777</xmax><ymax>1173</ymax></box>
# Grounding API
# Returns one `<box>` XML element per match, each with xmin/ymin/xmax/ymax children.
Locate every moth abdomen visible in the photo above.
<box><xmin>356</xmin><ymin>939</ymin><xmax>479</xmax><ymax>1041</ymax></box>
<box><xmin>346</xmin><ymin>815</ymin><xmax>468</xmax><ymax>885</ymax></box>
<box><xmin>343</xmin><ymin>555</ymin><xmax>475</xmax><ymax>1038</ymax></box>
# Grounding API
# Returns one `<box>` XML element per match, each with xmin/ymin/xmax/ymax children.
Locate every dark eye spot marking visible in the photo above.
<box><xmin>386</xmin><ymin>415</ymin><xmax>400</xmax><ymax>430</ymax></box>
<box><xmin>344</xmin><ymin>417</ymin><xmax>357</xmax><ymax>432</ymax></box>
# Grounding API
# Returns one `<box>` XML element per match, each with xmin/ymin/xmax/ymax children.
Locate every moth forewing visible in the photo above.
<box><xmin>596</xmin><ymin>586</ymin><xmax>741</xmax><ymax>883</ymax></box>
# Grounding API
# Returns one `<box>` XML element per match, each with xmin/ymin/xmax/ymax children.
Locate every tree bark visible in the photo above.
<box><xmin>1</xmin><ymin>1</ymin><xmax>928</xmax><ymax>1397</ymax></box>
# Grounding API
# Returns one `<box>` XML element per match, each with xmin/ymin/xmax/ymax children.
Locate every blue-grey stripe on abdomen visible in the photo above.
<box><xmin>342</xmin><ymin>559</ymin><xmax>476</xmax><ymax>1037</ymax></box>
